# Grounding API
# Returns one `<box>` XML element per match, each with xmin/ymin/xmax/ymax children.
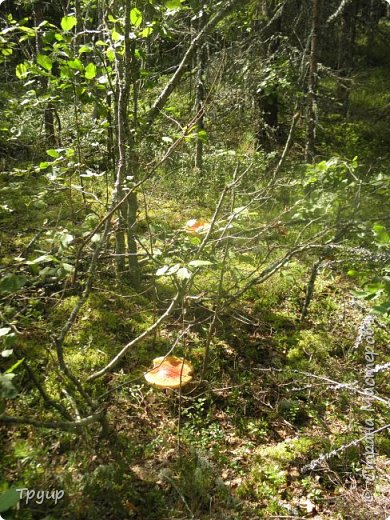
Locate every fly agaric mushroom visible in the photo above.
<box><xmin>185</xmin><ymin>218</ymin><xmax>211</xmax><ymax>235</ymax></box>
<box><xmin>144</xmin><ymin>356</ymin><xmax>193</xmax><ymax>389</ymax></box>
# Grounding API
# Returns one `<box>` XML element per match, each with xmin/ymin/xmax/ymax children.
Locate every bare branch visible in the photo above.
<box><xmin>87</xmin><ymin>291</ymin><xmax>181</xmax><ymax>381</ymax></box>
<box><xmin>228</xmin><ymin>243</ymin><xmax>327</xmax><ymax>303</ymax></box>
<box><xmin>302</xmin><ymin>423</ymin><xmax>390</xmax><ymax>472</ymax></box>
<box><xmin>327</xmin><ymin>0</ymin><xmax>354</xmax><ymax>24</ymax></box>
<box><xmin>0</xmin><ymin>412</ymin><xmax>103</xmax><ymax>431</ymax></box>
<box><xmin>145</xmin><ymin>0</ymin><xmax>249</xmax><ymax>127</ymax></box>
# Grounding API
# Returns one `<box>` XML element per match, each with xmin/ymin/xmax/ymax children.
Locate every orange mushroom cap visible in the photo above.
<box><xmin>185</xmin><ymin>218</ymin><xmax>211</xmax><ymax>235</ymax></box>
<box><xmin>144</xmin><ymin>356</ymin><xmax>193</xmax><ymax>389</ymax></box>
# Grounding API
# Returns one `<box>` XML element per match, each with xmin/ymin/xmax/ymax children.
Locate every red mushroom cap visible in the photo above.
<box><xmin>144</xmin><ymin>356</ymin><xmax>193</xmax><ymax>389</ymax></box>
<box><xmin>185</xmin><ymin>218</ymin><xmax>211</xmax><ymax>235</ymax></box>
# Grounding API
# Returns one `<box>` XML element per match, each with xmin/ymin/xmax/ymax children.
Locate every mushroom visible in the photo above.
<box><xmin>185</xmin><ymin>218</ymin><xmax>211</xmax><ymax>235</ymax></box>
<box><xmin>144</xmin><ymin>356</ymin><xmax>193</xmax><ymax>389</ymax></box>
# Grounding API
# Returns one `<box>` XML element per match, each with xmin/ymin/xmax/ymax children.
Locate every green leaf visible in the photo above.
<box><xmin>188</xmin><ymin>236</ymin><xmax>201</xmax><ymax>246</ymax></box>
<box><xmin>84</xmin><ymin>62</ymin><xmax>96</xmax><ymax>79</ymax></box>
<box><xmin>197</xmin><ymin>129</ymin><xmax>208</xmax><ymax>142</ymax></box>
<box><xmin>36</xmin><ymin>53</ymin><xmax>52</xmax><ymax>71</ymax></box>
<box><xmin>15</xmin><ymin>62</ymin><xmax>28</xmax><ymax>79</ymax></box>
<box><xmin>0</xmin><ymin>274</ymin><xmax>27</xmax><ymax>294</ymax></box>
<box><xmin>156</xmin><ymin>264</ymin><xmax>182</xmax><ymax>277</ymax></box>
<box><xmin>176</xmin><ymin>267</ymin><xmax>191</xmax><ymax>280</ymax></box>
<box><xmin>130</xmin><ymin>7</ymin><xmax>143</xmax><ymax>27</ymax></box>
<box><xmin>61</xmin><ymin>263</ymin><xmax>74</xmax><ymax>273</ymax></box>
<box><xmin>141</xmin><ymin>26</ymin><xmax>154</xmax><ymax>38</ymax></box>
<box><xmin>165</xmin><ymin>0</ymin><xmax>183</xmax><ymax>9</ymax></box>
<box><xmin>13</xmin><ymin>439</ymin><xmax>30</xmax><ymax>458</ymax></box>
<box><xmin>373</xmin><ymin>301</ymin><xmax>390</xmax><ymax>315</ymax></box>
<box><xmin>0</xmin><ymin>488</ymin><xmax>20</xmax><ymax>513</ymax></box>
<box><xmin>106</xmin><ymin>47</ymin><xmax>115</xmax><ymax>61</ymax></box>
<box><xmin>61</xmin><ymin>15</ymin><xmax>77</xmax><ymax>32</ymax></box>
<box><xmin>19</xmin><ymin>25</ymin><xmax>36</xmax><ymax>37</ymax></box>
<box><xmin>79</xmin><ymin>44</ymin><xmax>92</xmax><ymax>54</ymax></box>
<box><xmin>0</xmin><ymin>327</ymin><xmax>11</xmax><ymax>337</ymax></box>
<box><xmin>67</xmin><ymin>58</ymin><xmax>84</xmax><ymax>71</ymax></box>
<box><xmin>156</xmin><ymin>265</ymin><xmax>170</xmax><ymax>276</ymax></box>
<box><xmin>2</xmin><ymin>333</ymin><xmax>15</xmax><ymax>349</ymax></box>
<box><xmin>351</xmin><ymin>290</ymin><xmax>370</xmax><ymax>299</ymax></box>
<box><xmin>111</xmin><ymin>29</ymin><xmax>122</xmax><ymax>42</ymax></box>
<box><xmin>59</xmin><ymin>233</ymin><xmax>74</xmax><ymax>247</ymax></box>
<box><xmin>46</xmin><ymin>148</ymin><xmax>60</xmax><ymax>158</ymax></box>
<box><xmin>373</xmin><ymin>224</ymin><xmax>390</xmax><ymax>244</ymax></box>
<box><xmin>25</xmin><ymin>254</ymin><xmax>58</xmax><ymax>265</ymax></box>
<box><xmin>188</xmin><ymin>260</ymin><xmax>213</xmax><ymax>267</ymax></box>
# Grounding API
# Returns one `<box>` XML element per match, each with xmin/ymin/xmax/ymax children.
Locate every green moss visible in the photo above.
<box><xmin>238</xmin><ymin>437</ymin><xmax>315</xmax><ymax>507</ymax></box>
<box><xmin>48</xmin><ymin>290</ymin><xmax>155</xmax><ymax>369</ymax></box>
<box><xmin>285</xmin><ymin>330</ymin><xmax>334</xmax><ymax>367</ymax></box>
<box><xmin>256</xmin><ymin>437</ymin><xmax>313</xmax><ymax>463</ymax></box>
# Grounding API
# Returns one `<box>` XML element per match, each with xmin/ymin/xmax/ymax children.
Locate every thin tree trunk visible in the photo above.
<box><xmin>336</xmin><ymin>1</ymin><xmax>357</xmax><ymax>118</ymax></box>
<box><xmin>44</xmin><ymin>102</ymin><xmax>56</xmax><ymax>147</ymax></box>
<box><xmin>75</xmin><ymin>0</ymin><xmax>84</xmax><ymax>43</ymax></box>
<box><xmin>113</xmin><ymin>59</ymin><xmax>128</xmax><ymax>275</ymax></box>
<box><xmin>367</xmin><ymin>0</ymin><xmax>381</xmax><ymax>58</ymax></box>
<box><xmin>113</xmin><ymin>0</ymin><xmax>140</xmax><ymax>286</ymax></box>
<box><xmin>34</xmin><ymin>2</ymin><xmax>57</xmax><ymax>148</ymax></box>
<box><xmin>194</xmin><ymin>7</ymin><xmax>207</xmax><ymax>172</ymax></box>
<box><xmin>125</xmin><ymin>7</ymin><xmax>140</xmax><ymax>288</ymax></box>
<box><xmin>255</xmin><ymin>2</ymin><xmax>281</xmax><ymax>151</ymax></box>
<box><xmin>301</xmin><ymin>257</ymin><xmax>323</xmax><ymax>321</ymax></box>
<box><xmin>305</xmin><ymin>0</ymin><xmax>320</xmax><ymax>163</ymax></box>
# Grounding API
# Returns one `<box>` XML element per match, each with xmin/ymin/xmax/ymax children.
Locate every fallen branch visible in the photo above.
<box><xmin>228</xmin><ymin>242</ymin><xmax>327</xmax><ymax>303</ymax></box>
<box><xmin>0</xmin><ymin>412</ymin><xmax>104</xmax><ymax>431</ymax></box>
<box><xmin>254</xmin><ymin>367</ymin><xmax>390</xmax><ymax>408</ymax></box>
<box><xmin>87</xmin><ymin>291</ymin><xmax>181</xmax><ymax>381</ymax></box>
<box><xmin>302</xmin><ymin>423</ymin><xmax>390</xmax><ymax>472</ymax></box>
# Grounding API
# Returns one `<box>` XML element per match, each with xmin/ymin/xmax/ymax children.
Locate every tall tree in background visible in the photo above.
<box><xmin>305</xmin><ymin>0</ymin><xmax>320</xmax><ymax>162</ymax></box>
<box><xmin>334</xmin><ymin>0</ymin><xmax>357</xmax><ymax>118</ymax></box>
<box><xmin>194</xmin><ymin>4</ymin><xmax>208</xmax><ymax>172</ymax></box>
<box><xmin>255</xmin><ymin>0</ymin><xmax>283</xmax><ymax>152</ymax></box>
<box><xmin>33</xmin><ymin>1</ymin><xmax>57</xmax><ymax>147</ymax></box>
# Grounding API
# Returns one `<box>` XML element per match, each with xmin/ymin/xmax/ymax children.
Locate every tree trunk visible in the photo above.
<box><xmin>255</xmin><ymin>1</ymin><xmax>281</xmax><ymax>151</ymax></box>
<box><xmin>44</xmin><ymin>102</ymin><xmax>56</xmax><ymax>147</ymax></box>
<box><xmin>367</xmin><ymin>0</ymin><xmax>383</xmax><ymax>64</ymax></box>
<box><xmin>305</xmin><ymin>0</ymin><xmax>320</xmax><ymax>163</ymax></box>
<box><xmin>113</xmin><ymin>0</ymin><xmax>140</xmax><ymax>287</ymax></box>
<box><xmin>336</xmin><ymin>1</ymin><xmax>357</xmax><ymax>118</ymax></box>
<box><xmin>194</xmin><ymin>7</ymin><xmax>208</xmax><ymax>172</ymax></box>
<box><xmin>34</xmin><ymin>2</ymin><xmax>58</xmax><ymax>148</ymax></box>
<box><xmin>256</xmin><ymin>92</ymin><xmax>279</xmax><ymax>152</ymax></box>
